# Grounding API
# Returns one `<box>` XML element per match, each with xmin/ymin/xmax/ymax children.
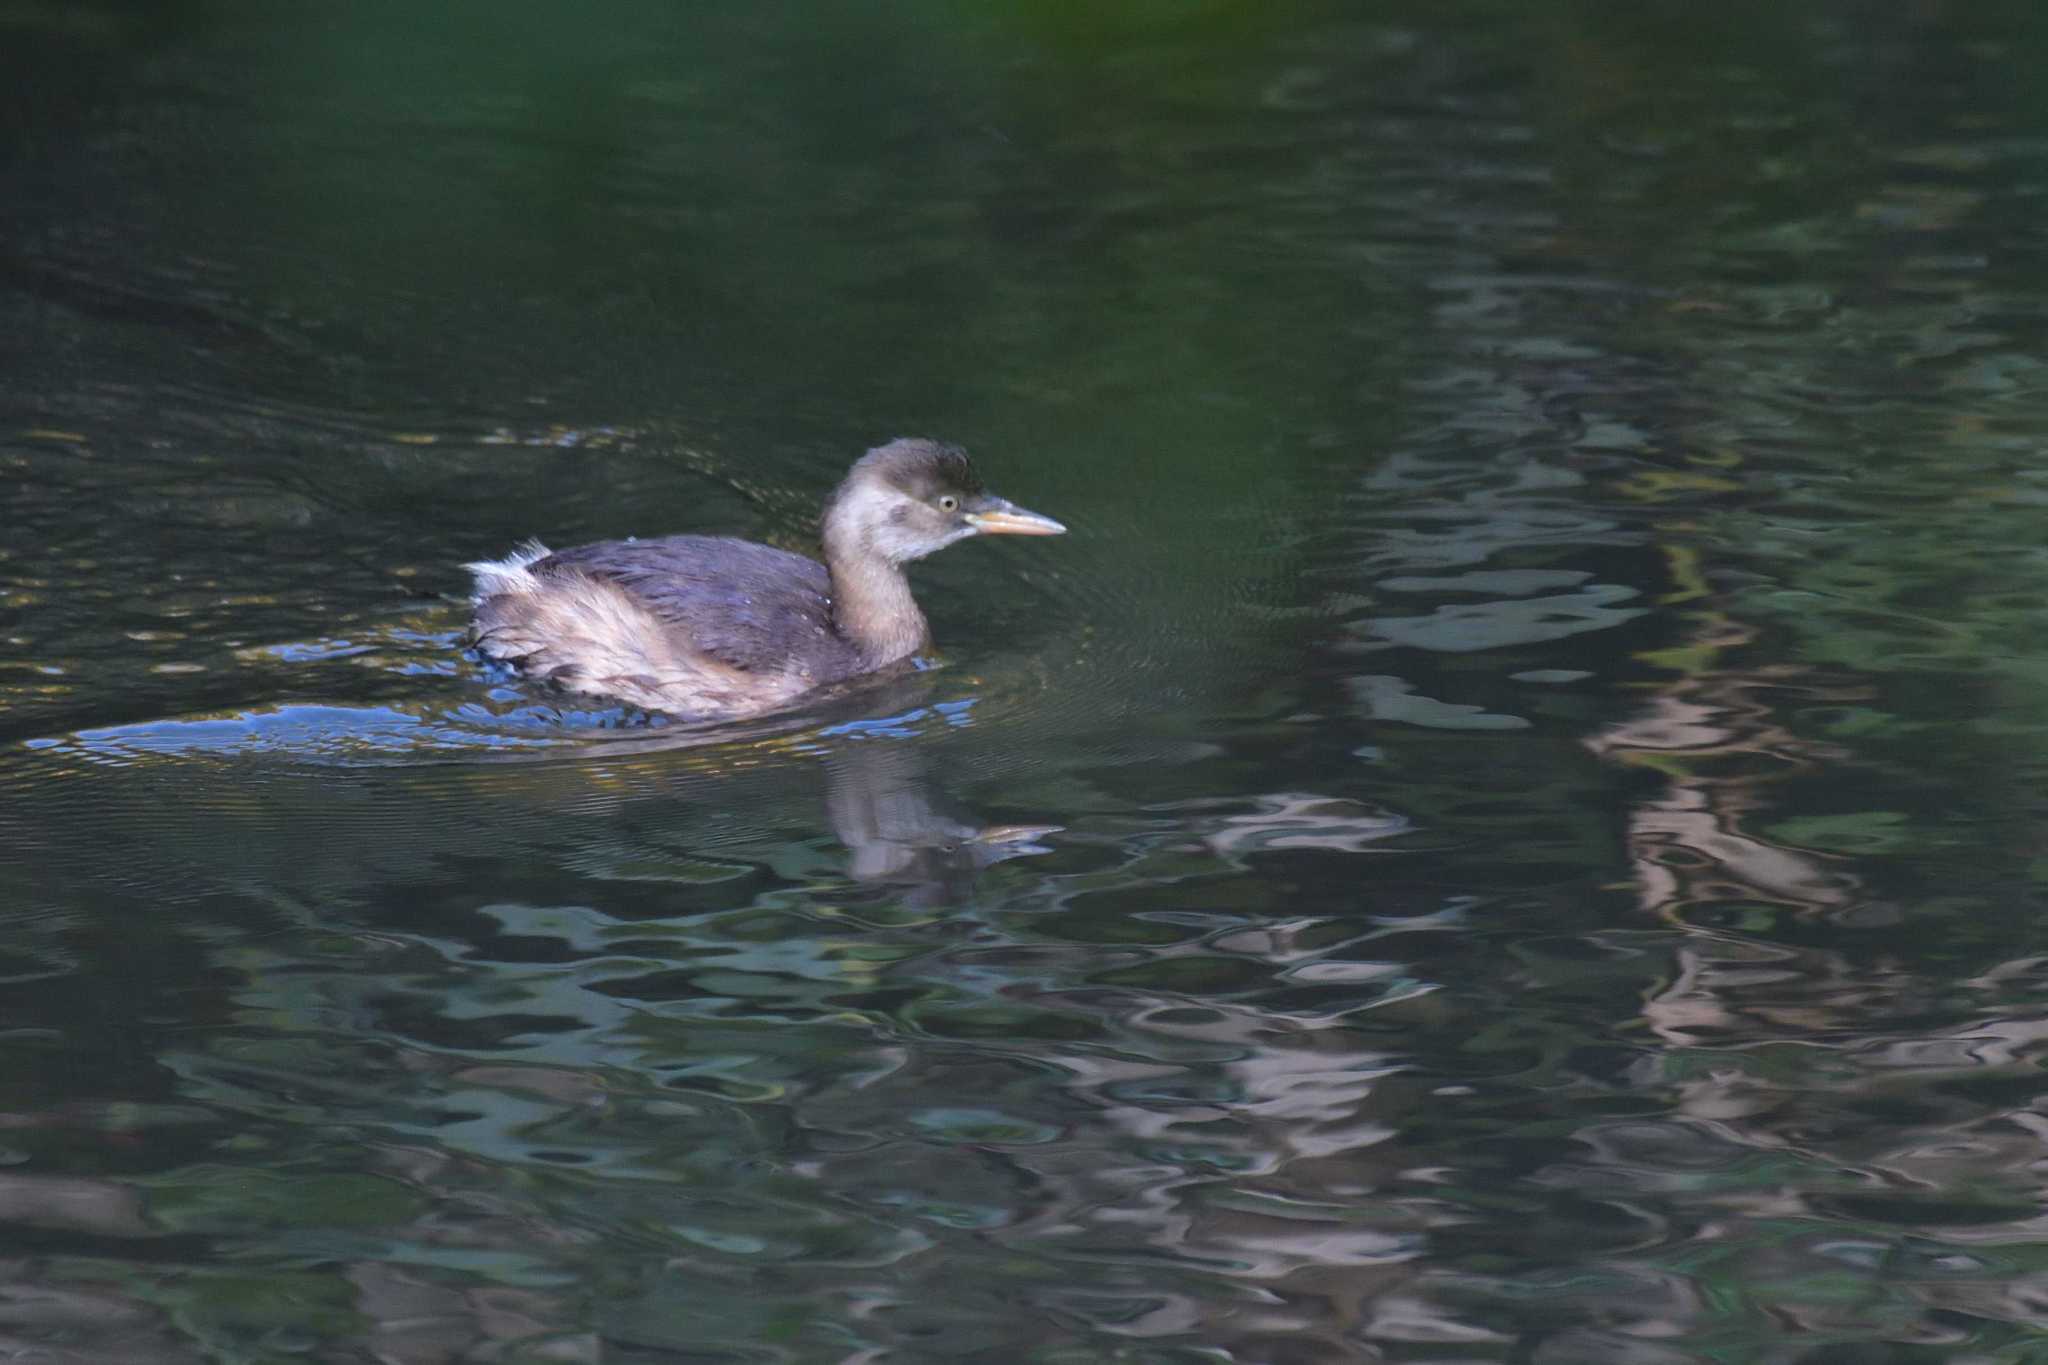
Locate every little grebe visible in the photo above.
<box><xmin>466</xmin><ymin>438</ymin><xmax>1065</xmax><ymax>719</ymax></box>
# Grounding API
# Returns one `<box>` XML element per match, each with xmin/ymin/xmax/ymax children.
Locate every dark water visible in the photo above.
<box><xmin>8</xmin><ymin>2</ymin><xmax>2048</xmax><ymax>1360</ymax></box>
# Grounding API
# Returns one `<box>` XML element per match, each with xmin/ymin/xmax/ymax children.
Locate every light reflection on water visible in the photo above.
<box><xmin>10</xmin><ymin>3</ymin><xmax>2048</xmax><ymax>1362</ymax></box>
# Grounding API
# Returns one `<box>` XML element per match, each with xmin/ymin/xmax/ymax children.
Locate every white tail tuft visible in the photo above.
<box><xmin>463</xmin><ymin>539</ymin><xmax>553</xmax><ymax>604</ymax></box>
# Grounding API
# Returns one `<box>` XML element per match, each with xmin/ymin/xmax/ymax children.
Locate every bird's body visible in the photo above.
<box><xmin>466</xmin><ymin>439</ymin><xmax>1063</xmax><ymax>720</ymax></box>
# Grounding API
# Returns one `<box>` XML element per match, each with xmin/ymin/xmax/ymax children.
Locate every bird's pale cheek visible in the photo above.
<box><xmin>875</xmin><ymin>523</ymin><xmax>929</xmax><ymax>564</ymax></box>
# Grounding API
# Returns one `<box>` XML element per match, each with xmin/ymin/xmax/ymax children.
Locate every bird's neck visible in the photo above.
<box><xmin>824</xmin><ymin>536</ymin><xmax>928</xmax><ymax>667</ymax></box>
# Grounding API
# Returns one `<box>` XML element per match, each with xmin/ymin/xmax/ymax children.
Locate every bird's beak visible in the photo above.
<box><xmin>965</xmin><ymin>496</ymin><xmax>1067</xmax><ymax>537</ymax></box>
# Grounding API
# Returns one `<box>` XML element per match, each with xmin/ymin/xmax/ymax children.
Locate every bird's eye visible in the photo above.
<box><xmin>938</xmin><ymin>495</ymin><xmax>959</xmax><ymax>512</ymax></box>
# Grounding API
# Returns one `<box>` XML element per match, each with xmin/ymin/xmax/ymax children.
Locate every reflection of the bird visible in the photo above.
<box><xmin>537</xmin><ymin>672</ymin><xmax>1060</xmax><ymax>904</ymax></box>
<box><xmin>823</xmin><ymin>734</ymin><xmax>1058</xmax><ymax>907</ymax></box>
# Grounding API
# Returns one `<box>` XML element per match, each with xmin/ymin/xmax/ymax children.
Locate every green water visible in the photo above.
<box><xmin>9</xmin><ymin>2</ymin><xmax>2048</xmax><ymax>1360</ymax></box>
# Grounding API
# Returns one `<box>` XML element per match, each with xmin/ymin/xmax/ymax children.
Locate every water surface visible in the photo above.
<box><xmin>8</xmin><ymin>3</ymin><xmax>2048</xmax><ymax>1361</ymax></box>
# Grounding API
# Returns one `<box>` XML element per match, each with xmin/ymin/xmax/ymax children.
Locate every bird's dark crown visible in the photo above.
<box><xmin>847</xmin><ymin>437</ymin><xmax>984</xmax><ymax>502</ymax></box>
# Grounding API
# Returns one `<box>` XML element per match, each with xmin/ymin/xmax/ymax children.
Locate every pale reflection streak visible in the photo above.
<box><xmin>0</xmin><ymin>1260</ymin><xmax>207</xmax><ymax>1365</ymax></box>
<box><xmin>1579</xmin><ymin>620</ymin><xmax>2048</xmax><ymax>1347</ymax></box>
<box><xmin>1589</xmin><ymin>639</ymin><xmax>1862</xmax><ymax>918</ymax></box>
<box><xmin>923</xmin><ymin>799</ymin><xmax>1456</xmax><ymax>1356</ymax></box>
